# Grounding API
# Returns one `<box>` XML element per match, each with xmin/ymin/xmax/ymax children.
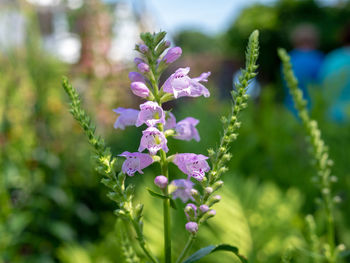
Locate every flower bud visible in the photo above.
<box><xmin>212</xmin><ymin>180</ymin><xmax>224</xmax><ymax>191</ymax></box>
<box><xmin>163</xmin><ymin>47</ymin><xmax>182</xmax><ymax>63</ymax></box>
<box><xmin>200</xmin><ymin>209</ymin><xmax>216</xmax><ymax>223</ymax></box>
<box><xmin>208</xmin><ymin>195</ymin><xmax>221</xmax><ymax>207</ymax></box>
<box><xmin>130</xmin><ymin>81</ymin><xmax>150</xmax><ymax>98</ymax></box>
<box><xmin>154</xmin><ymin>175</ymin><xmax>168</xmax><ymax>189</ymax></box>
<box><xmin>164</xmin><ymin>40</ymin><xmax>171</xmax><ymax>48</ymax></box>
<box><xmin>135</xmin><ymin>203</ymin><xmax>144</xmax><ymax>221</ymax></box>
<box><xmin>139</xmin><ymin>44</ymin><xmax>149</xmax><ymax>53</ymax></box>
<box><xmin>155</xmin><ymin>40</ymin><xmax>171</xmax><ymax>56</ymax></box>
<box><xmin>191</xmin><ymin>189</ymin><xmax>201</xmax><ymax>203</ymax></box>
<box><xmin>128</xmin><ymin>72</ymin><xmax>145</xmax><ymax>83</ymax></box>
<box><xmin>205</xmin><ymin>187</ymin><xmax>213</xmax><ymax>194</ymax></box>
<box><xmin>134</xmin><ymin>57</ymin><xmax>144</xmax><ymax>65</ymax></box>
<box><xmin>185</xmin><ymin>222</ymin><xmax>198</xmax><ymax>234</ymax></box>
<box><xmin>199</xmin><ymin>205</ymin><xmax>209</xmax><ymax>213</ymax></box>
<box><xmin>114</xmin><ymin>209</ymin><xmax>127</xmax><ymax>219</ymax></box>
<box><xmin>184</xmin><ymin>203</ymin><xmax>197</xmax><ymax>220</ymax></box>
<box><xmin>137</xmin><ymin>62</ymin><xmax>150</xmax><ymax>73</ymax></box>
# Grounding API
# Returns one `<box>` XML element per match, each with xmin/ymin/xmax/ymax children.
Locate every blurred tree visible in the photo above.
<box><xmin>173</xmin><ymin>30</ymin><xmax>222</xmax><ymax>55</ymax></box>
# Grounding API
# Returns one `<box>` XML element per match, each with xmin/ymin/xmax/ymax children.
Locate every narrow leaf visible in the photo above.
<box><xmin>146</xmin><ymin>188</ymin><xmax>177</xmax><ymax>209</ymax></box>
<box><xmin>183</xmin><ymin>244</ymin><xmax>247</xmax><ymax>263</ymax></box>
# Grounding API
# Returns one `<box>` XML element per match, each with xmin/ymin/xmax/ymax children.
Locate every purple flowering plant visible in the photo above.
<box><xmin>62</xmin><ymin>30</ymin><xmax>259</xmax><ymax>263</ymax></box>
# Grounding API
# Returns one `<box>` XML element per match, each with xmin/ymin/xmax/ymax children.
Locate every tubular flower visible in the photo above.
<box><xmin>164</xmin><ymin>112</ymin><xmax>176</xmax><ymax>130</ymax></box>
<box><xmin>171</xmin><ymin>179</ymin><xmax>194</xmax><ymax>203</ymax></box>
<box><xmin>174</xmin><ymin>117</ymin><xmax>200</xmax><ymax>141</ymax></box>
<box><xmin>119</xmin><ymin>151</ymin><xmax>153</xmax><ymax>176</ymax></box>
<box><xmin>163</xmin><ymin>67</ymin><xmax>210</xmax><ymax>99</ymax></box>
<box><xmin>113</xmin><ymin>108</ymin><xmax>139</xmax><ymax>130</ymax></box>
<box><xmin>173</xmin><ymin>153</ymin><xmax>210</xmax><ymax>181</ymax></box>
<box><xmin>138</xmin><ymin>127</ymin><xmax>168</xmax><ymax>155</ymax></box>
<box><xmin>136</xmin><ymin>101</ymin><xmax>165</xmax><ymax>127</ymax></box>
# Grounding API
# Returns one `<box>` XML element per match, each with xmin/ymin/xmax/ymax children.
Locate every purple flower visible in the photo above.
<box><xmin>139</xmin><ymin>44</ymin><xmax>149</xmax><ymax>53</ymax></box>
<box><xmin>163</xmin><ymin>47</ymin><xmax>182</xmax><ymax>64</ymax></box>
<box><xmin>154</xmin><ymin>175</ymin><xmax>168</xmax><ymax>189</ymax></box>
<box><xmin>130</xmin><ymin>82</ymin><xmax>150</xmax><ymax>98</ymax></box>
<box><xmin>171</xmin><ymin>179</ymin><xmax>194</xmax><ymax>203</ymax></box>
<box><xmin>134</xmin><ymin>57</ymin><xmax>144</xmax><ymax>65</ymax></box>
<box><xmin>163</xmin><ymin>67</ymin><xmax>210</xmax><ymax>99</ymax></box>
<box><xmin>164</xmin><ymin>112</ymin><xmax>176</xmax><ymax>130</ymax></box>
<box><xmin>113</xmin><ymin>108</ymin><xmax>139</xmax><ymax>130</ymax></box>
<box><xmin>119</xmin><ymin>151</ymin><xmax>153</xmax><ymax>176</ymax></box>
<box><xmin>138</xmin><ymin>62</ymin><xmax>150</xmax><ymax>73</ymax></box>
<box><xmin>185</xmin><ymin>203</ymin><xmax>197</xmax><ymax>220</ymax></box>
<box><xmin>185</xmin><ymin>222</ymin><xmax>198</xmax><ymax>234</ymax></box>
<box><xmin>199</xmin><ymin>205</ymin><xmax>209</xmax><ymax>213</ymax></box>
<box><xmin>136</xmin><ymin>101</ymin><xmax>165</xmax><ymax>127</ymax></box>
<box><xmin>128</xmin><ymin>72</ymin><xmax>145</xmax><ymax>83</ymax></box>
<box><xmin>174</xmin><ymin>117</ymin><xmax>200</xmax><ymax>141</ymax></box>
<box><xmin>173</xmin><ymin>153</ymin><xmax>210</xmax><ymax>181</ymax></box>
<box><xmin>138</xmin><ymin>127</ymin><xmax>168</xmax><ymax>155</ymax></box>
<box><xmin>192</xmin><ymin>72</ymin><xmax>211</xmax><ymax>82</ymax></box>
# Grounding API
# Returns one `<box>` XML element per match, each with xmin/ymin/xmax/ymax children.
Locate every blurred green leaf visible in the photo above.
<box><xmin>183</xmin><ymin>244</ymin><xmax>247</xmax><ymax>263</ymax></box>
<box><xmin>146</xmin><ymin>188</ymin><xmax>177</xmax><ymax>209</ymax></box>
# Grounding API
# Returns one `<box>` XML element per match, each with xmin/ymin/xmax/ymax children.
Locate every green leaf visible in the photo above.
<box><xmin>183</xmin><ymin>244</ymin><xmax>247</xmax><ymax>263</ymax></box>
<box><xmin>146</xmin><ymin>188</ymin><xmax>177</xmax><ymax>209</ymax></box>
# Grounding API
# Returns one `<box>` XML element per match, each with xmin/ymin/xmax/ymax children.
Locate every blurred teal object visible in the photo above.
<box><xmin>319</xmin><ymin>47</ymin><xmax>350</xmax><ymax>122</ymax></box>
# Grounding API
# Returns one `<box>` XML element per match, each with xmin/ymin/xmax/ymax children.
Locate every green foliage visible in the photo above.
<box><xmin>62</xmin><ymin>78</ymin><xmax>158</xmax><ymax>263</ymax></box>
<box><xmin>279</xmin><ymin>48</ymin><xmax>337</xmax><ymax>263</ymax></box>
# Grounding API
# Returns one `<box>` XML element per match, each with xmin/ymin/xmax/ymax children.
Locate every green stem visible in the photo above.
<box><xmin>175</xmin><ymin>234</ymin><xmax>196</xmax><ymax>263</ymax></box>
<box><xmin>130</xmin><ymin>216</ymin><xmax>159</xmax><ymax>263</ymax></box>
<box><xmin>160</xmin><ymin>149</ymin><xmax>172</xmax><ymax>263</ymax></box>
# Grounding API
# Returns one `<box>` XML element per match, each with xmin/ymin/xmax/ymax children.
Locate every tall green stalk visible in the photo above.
<box><xmin>62</xmin><ymin>78</ymin><xmax>158</xmax><ymax>263</ymax></box>
<box><xmin>278</xmin><ymin>48</ymin><xmax>337</xmax><ymax>263</ymax></box>
<box><xmin>175</xmin><ymin>30</ymin><xmax>260</xmax><ymax>263</ymax></box>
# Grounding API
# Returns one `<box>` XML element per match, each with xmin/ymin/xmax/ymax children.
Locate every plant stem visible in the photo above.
<box><xmin>175</xmin><ymin>234</ymin><xmax>196</xmax><ymax>263</ymax></box>
<box><xmin>160</xmin><ymin>148</ymin><xmax>172</xmax><ymax>263</ymax></box>
<box><xmin>130</xmin><ymin>216</ymin><xmax>159</xmax><ymax>263</ymax></box>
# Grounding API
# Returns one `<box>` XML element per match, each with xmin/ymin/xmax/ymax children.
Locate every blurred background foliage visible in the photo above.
<box><xmin>1</xmin><ymin>0</ymin><xmax>350</xmax><ymax>262</ymax></box>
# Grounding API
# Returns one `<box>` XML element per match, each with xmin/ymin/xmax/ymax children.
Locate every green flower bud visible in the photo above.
<box><xmin>208</xmin><ymin>195</ymin><xmax>221</xmax><ymax>207</ymax></box>
<box><xmin>134</xmin><ymin>203</ymin><xmax>144</xmax><ymax>222</ymax></box>
<box><xmin>212</xmin><ymin>180</ymin><xmax>224</xmax><ymax>192</ymax></box>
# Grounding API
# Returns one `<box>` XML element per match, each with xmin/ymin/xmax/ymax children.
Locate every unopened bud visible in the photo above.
<box><xmin>333</xmin><ymin>196</ymin><xmax>341</xmax><ymax>203</ymax></box>
<box><xmin>330</xmin><ymin>176</ymin><xmax>338</xmax><ymax>182</ymax></box>
<box><xmin>154</xmin><ymin>175</ymin><xmax>168</xmax><ymax>189</ymax></box>
<box><xmin>137</xmin><ymin>62</ymin><xmax>150</xmax><ymax>73</ymax></box>
<box><xmin>134</xmin><ymin>203</ymin><xmax>144</xmax><ymax>221</ymax></box>
<box><xmin>130</xmin><ymin>81</ymin><xmax>150</xmax><ymax>98</ymax></box>
<box><xmin>199</xmin><ymin>205</ymin><xmax>209</xmax><ymax>213</ymax></box>
<box><xmin>212</xmin><ymin>180</ymin><xmax>224</xmax><ymax>191</ymax></box>
<box><xmin>163</xmin><ymin>47</ymin><xmax>182</xmax><ymax>64</ymax></box>
<box><xmin>205</xmin><ymin>187</ymin><xmax>213</xmax><ymax>194</ymax></box>
<box><xmin>185</xmin><ymin>222</ymin><xmax>198</xmax><ymax>234</ymax></box>
<box><xmin>128</xmin><ymin>71</ymin><xmax>145</xmax><ymax>83</ymax></box>
<box><xmin>139</xmin><ymin>44</ymin><xmax>149</xmax><ymax>53</ymax></box>
<box><xmin>184</xmin><ymin>203</ymin><xmax>197</xmax><ymax>220</ymax></box>
<box><xmin>208</xmin><ymin>195</ymin><xmax>221</xmax><ymax>207</ymax></box>
<box><xmin>134</xmin><ymin>57</ymin><xmax>144</xmax><ymax>65</ymax></box>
